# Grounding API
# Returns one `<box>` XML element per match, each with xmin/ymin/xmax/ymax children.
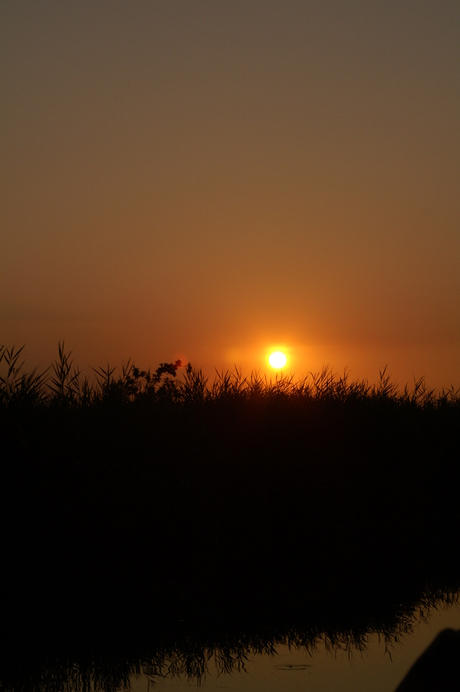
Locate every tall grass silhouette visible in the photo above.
<box><xmin>2</xmin><ymin>341</ymin><xmax>459</xmax><ymax>408</ymax></box>
<box><xmin>1</xmin><ymin>341</ymin><xmax>460</xmax><ymax>669</ymax></box>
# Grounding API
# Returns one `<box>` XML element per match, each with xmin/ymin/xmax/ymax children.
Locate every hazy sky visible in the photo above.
<box><xmin>1</xmin><ymin>0</ymin><xmax>459</xmax><ymax>387</ymax></box>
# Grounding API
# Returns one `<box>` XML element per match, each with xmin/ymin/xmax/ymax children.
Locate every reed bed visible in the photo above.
<box><xmin>1</xmin><ymin>342</ymin><xmax>460</xmax><ymax>671</ymax></box>
<box><xmin>2</xmin><ymin>586</ymin><xmax>458</xmax><ymax>692</ymax></box>
<box><xmin>2</xmin><ymin>342</ymin><xmax>459</xmax><ymax>409</ymax></box>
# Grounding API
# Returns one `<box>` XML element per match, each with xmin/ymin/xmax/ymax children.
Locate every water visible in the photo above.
<box><xmin>2</xmin><ymin>598</ymin><xmax>459</xmax><ymax>690</ymax></box>
<box><xmin>124</xmin><ymin>603</ymin><xmax>460</xmax><ymax>692</ymax></box>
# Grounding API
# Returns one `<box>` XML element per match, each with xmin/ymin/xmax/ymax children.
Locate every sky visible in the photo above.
<box><xmin>1</xmin><ymin>0</ymin><xmax>459</xmax><ymax>389</ymax></box>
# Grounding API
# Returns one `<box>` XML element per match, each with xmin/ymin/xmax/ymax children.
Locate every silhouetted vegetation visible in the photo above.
<box><xmin>2</xmin><ymin>587</ymin><xmax>459</xmax><ymax>692</ymax></box>
<box><xmin>1</xmin><ymin>342</ymin><xmax>460</xmax><ymax>689</ymax></box>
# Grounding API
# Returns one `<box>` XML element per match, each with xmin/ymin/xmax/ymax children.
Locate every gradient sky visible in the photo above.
<box><xmin>1</xmin><ymin>0</ymin><xmax>459</xmax><ymax>388</ymax></box>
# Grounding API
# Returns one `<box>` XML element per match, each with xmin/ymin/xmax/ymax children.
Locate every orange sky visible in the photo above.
<box><xmin>1</xmin><ymin>1</ymin><xmax>459</xmax><ymax>389</ymax></box>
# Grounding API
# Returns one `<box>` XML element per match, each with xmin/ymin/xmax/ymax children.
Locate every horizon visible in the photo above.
<box><xmin>2</xmin><ymin>339</ymin><xmax>459</xmax><ymax>394</ymax></box>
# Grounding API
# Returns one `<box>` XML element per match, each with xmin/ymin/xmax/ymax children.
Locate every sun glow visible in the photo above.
<box><xmin>269</xmin><ymin>351</ymin><xmax>287</xmax><ymax>369</ymax></box>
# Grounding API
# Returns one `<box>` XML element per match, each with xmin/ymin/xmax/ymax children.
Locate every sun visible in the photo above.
<box><xmin>269</xmin><ymin>351</ymin><xmax>287</xmax><ymax>369</ymax></box>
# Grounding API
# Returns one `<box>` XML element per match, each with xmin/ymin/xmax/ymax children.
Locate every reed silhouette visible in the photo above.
<box><xmin>1</xmin><ymin>342</ymin><xmax>460</xmax><ymax>688</ymax></box>
<box><xmin>1</xmin><ymin>591</ymin><xmax>459</xmax><ymax>691</ymax></box>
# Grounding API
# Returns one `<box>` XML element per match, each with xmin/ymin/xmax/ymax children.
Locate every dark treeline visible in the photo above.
<box><xmin>1</xmin><ymin>343</ymin><xmax>460</xmax><ymax>687</ymax></box>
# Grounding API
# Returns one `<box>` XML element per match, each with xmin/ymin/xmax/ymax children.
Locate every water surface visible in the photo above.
<box><xmin>125</xmin><ymin>603</ymin><xmax>460</xmax><ymax>692</ymax></box>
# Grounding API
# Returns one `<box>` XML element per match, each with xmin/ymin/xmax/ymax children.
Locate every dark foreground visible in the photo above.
<box><xmin>1</xmin><ymin>346</ymin><xmax>459</xmax><ymax>688</ymax></box>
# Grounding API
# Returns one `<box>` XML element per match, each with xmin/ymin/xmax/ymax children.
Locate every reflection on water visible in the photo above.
<box><xmin>133</xmin><ymin>604</ymin><xmax>460</xmax><ymax>692</ymax></box>
<box><xmin>2</xmin><ymin>593</ymin><xmax>459</xmax><ymax>692</ymax></box>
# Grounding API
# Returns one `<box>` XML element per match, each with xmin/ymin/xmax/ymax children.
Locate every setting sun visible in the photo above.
<box><xmin>269</xmin><ymin>351</ymin><xmax>287</xmax><ymax>369</ymax></box>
